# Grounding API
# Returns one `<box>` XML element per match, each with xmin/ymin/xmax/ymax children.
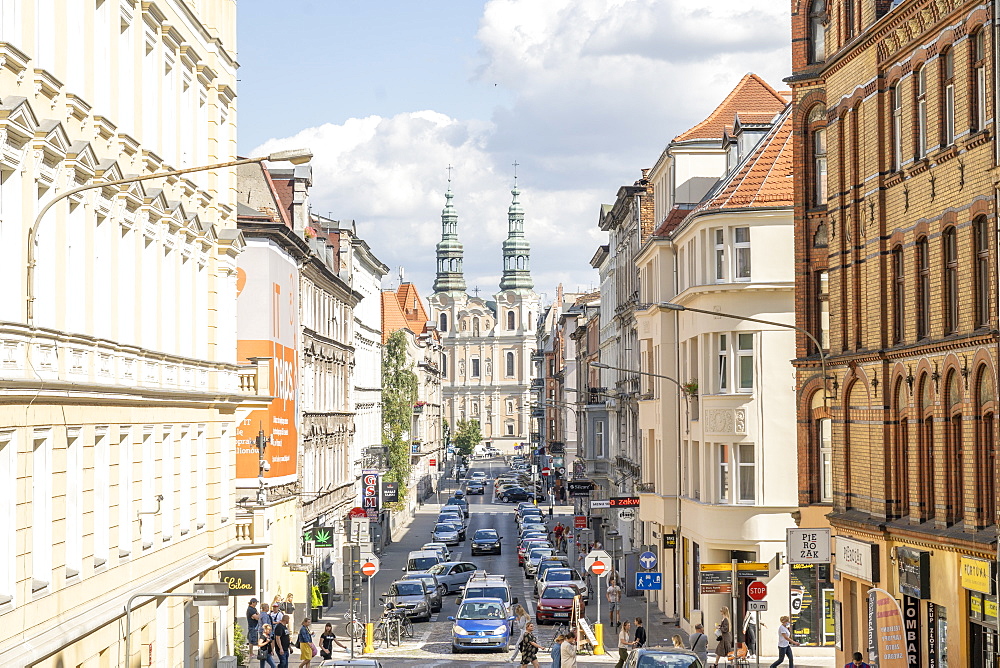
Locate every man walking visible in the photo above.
<box><xmin>690</xmin><ymin>624</ymin><xmax>709</xmax><ymax>665</ymax></box>
<box><xmin>633</xmin><ymin>618</ymin><xmax>647</xmax><ymax>649</ymax></box>
<box><xmin>844</xmin><ymin>652</ymin><xmax>871</xmax><ymax>668</ymax></box>
<box><xmin>606</xmin><ymin>578</ymin><xmax>622</xmax><ymax>627</ymax></box>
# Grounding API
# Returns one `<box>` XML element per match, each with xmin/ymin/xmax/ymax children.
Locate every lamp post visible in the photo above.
<box><xmin>25</xmin><ymin>148</ymin><xmax>313</xmax><ymax>324</ymax></box>
<box><xmin>658</xmin><ymin>302</ymin><xmax>832</xmax><ymax>406</ymax></box>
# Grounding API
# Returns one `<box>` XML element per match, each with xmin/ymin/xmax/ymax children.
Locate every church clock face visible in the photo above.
<box><xmin>503</xmin><ymin>292</ymin><xmax>517</xmax><ymax>305</ymax></box>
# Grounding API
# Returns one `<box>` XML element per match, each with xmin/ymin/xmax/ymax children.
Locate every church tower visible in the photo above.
<box><xmin>432</xmin><ymin>181</ymin><xmax>466</xmax><ymax>294</ymax></box>
<box><xmin>499</xmin><ymin>180</ymin><xmax>533</xmax><ymax>291</ymax></box>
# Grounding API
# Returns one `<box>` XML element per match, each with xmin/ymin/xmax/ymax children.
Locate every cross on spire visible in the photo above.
<box><xmin>446</xmin><ymin>164</ymin><xmax>453</xmax><ymax>184</ymax></box>
<box><xmin>472</xmin><ymin>286</ymin><xmax>481</xmax><ymax>297</ymax></box>
<box><xmin>512</xmin><ymin>160</ymin><xmax>519</xmax><ymax>186</ymax></box>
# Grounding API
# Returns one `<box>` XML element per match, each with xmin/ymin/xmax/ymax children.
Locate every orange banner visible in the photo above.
<box><xmin>869</xmin><ymin>587</ymin><xmax>907</xmax><ymax>667</ymax></box>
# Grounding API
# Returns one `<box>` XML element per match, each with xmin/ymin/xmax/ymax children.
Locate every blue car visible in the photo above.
<box><xmin>449</xmin><ymin>597</ymin><xmax>513</xmax><ymax>653</ymax></box>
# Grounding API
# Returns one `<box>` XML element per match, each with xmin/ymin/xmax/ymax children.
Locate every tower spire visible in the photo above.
<box><xmin>433</xmin><ymin>166</ymin><xmax>467</xmax><ymax>294</ymax></box>
<box><xmin>500</xmin><ymin>164</ymin><xmax>533</xmax><ymax>291</ymax></box>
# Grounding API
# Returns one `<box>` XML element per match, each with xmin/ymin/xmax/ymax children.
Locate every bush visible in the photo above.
<box><xmin>233</xmin><ymin>621</ymin><xmax>247</xmax><ymax>665</ymax></box>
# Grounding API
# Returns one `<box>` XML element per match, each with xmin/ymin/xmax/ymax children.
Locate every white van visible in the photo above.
<box><xmin>404</xmin><ymin>550</ymin><xmax>444</xmax><ymax>574</ymax></box>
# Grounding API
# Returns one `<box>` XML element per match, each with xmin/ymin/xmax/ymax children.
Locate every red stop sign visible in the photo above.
<box><xmin>747</xmin><ymin>581</ymin><xmax>767</xmax><ymax>601</ymax></box>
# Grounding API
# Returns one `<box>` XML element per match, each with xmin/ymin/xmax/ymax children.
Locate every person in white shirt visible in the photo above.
<box><xmin>769</xmin><ymin>616</ymin><xmax>800</xmax><ymax>667</ymax></box>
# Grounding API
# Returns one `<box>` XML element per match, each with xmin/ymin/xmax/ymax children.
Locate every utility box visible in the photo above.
<box><xmin>217</xmin><ymin>656</ymin><xmax>237</xmax><ymax>668</ymax></box>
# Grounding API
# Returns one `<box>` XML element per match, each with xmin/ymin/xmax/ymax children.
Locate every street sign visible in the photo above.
<box><xmin>542</xmin><ymin>467</ymin><xmax>551</xmax><ymax>476</ymax></box>
<box><xmin>361</xmin><ymin>556</ymin><xmax>380</xmax><ymax>577</ymax></box>
<box><xmin>618</xmin><ymin>508</ymin><xmax>637</xmax><ymax>522</ymax></box>
<box><xmin>786</xmin><ymin>528</ymin><xmax>832</xmax><ymax>564</ymax></box>
<box><xmin>639</xmin><ymin>551</ymin><xmax>658</xmax><ymax>570</ymax></box>
<box><xmin>574</xmin><ymin>515</ymin><xmax>588</xmax><ymax>528</ymax></box>
<box><xmin>635</xmin><ymin>572</ymin><xmax>663</xmax><ymax>591</ymax></box>
<box><xmin>747</xmin><ymin>581</ymin><xmax>768</xmax><ymax>601</ymax></box>
<box><xmin>585</xmin><ymin>549</ymin><xmax>612</xmax><ymax>575</ymax></box>
<box><xmin>700</xmin><ymin>564</ymin><xmax>734</xmax><ymax>595</ymax></box>
<box><xmin>192</xmin><ymin>582</ymin><xmax>230</xmax><ymax>607</ymax></box>
<box><xmin>748</xmin><ymin>600</ymin><xmax>768</xmax><ymax>612</ymax></box>
<box><xmin>608</xmin><ymin>496</ymin><xmax>640</xmax><ymax>507</ymax></box>
<box><xmin>590</xmin><ymin>499</ymin><xmax>610</xmax><ymax>509</ymax></box>
<box><xmin>737</xmin><ymin>563</ymin><xmax>770</xmax><ymax>578</ymax></box>
<box><xmin>557</xmin><ymin>467</ymin><xmax>566</xmax><ymax>475</ymax></box>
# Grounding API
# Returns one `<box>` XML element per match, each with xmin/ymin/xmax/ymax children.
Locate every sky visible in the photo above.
<box><xmin>238</xmin><ymin>0</ymin><xmax>791</xmax><ymax>303</ymax></box>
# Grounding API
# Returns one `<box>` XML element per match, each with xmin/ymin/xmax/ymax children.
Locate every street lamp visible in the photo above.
<box><xmin>25</xmin><ymin>148</ymin><xmax>313</xmax><ymax>324</ymax></box>
<box><xmin>658</xmin><ymin>302</ymin><xmax>832</xmax><ymax>406</ymax></box>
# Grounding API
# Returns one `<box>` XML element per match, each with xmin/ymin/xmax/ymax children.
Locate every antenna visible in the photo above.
<box><xmin>399</xmin><ymin>266</ymin><xmax>405</xmax><ymax>284</ymax></box>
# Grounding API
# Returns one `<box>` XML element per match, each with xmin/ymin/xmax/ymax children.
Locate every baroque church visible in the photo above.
<box><xmin>427</xmin><ymin>179</ymin><xmax>540</xmax><ymax>454</ymax></box>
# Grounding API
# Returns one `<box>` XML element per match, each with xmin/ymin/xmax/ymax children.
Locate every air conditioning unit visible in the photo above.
<box><xmin>302</xmin><ymin>541</ymin><xmax>315</xmax><ymax>558</ymax></box>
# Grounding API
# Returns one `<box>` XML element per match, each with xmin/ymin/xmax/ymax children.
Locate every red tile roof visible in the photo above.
<box><xmin>381</xmin><ymin>283</ymin><xmax>435</xmax><ymax>343</ymax></box>
<box><xmin>691</xmin><ymin>106</ymin><xmax>793</xmax><ymax>214</ymax></box>
<box><xmin>652</xmin><ymin>205</ymin><xmax>696</xmax><ymax>237</ymax></box>
<box><xmin>673</xmin><ymin>73</ymin><xmax>786</xmax><ymax>143</ymax></box>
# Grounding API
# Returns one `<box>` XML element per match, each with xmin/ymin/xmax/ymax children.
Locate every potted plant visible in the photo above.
<box><xmin>413</xmin><ymin>400</ymin><xmax>426</xmax><ymax>413</ymax></box>
<box><xmin>681</xmin><ymin>379</ymin><xmax>699</xmax><ymax>396</ymax></box>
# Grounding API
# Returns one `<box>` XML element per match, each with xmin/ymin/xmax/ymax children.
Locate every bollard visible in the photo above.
<box><xmin>363</xmin><ymin>622</ymin><xmax>374</xmax><ymax>653</ymax></box>
<box><xmin>593</xmin><ymin>622</ymin><xmax>605</xmax><ymax>655</ymax></box>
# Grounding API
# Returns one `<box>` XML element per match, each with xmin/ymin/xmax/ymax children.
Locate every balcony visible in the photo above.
<box><xmin>238</xmin><ymin>358</ymin><xmax>271</xmax><ymax>395</ymax></box>
<box><xmin>531</xmin><ymin>378</ymin><xmax>544</xmax><ymax>389</ymax></box>
<box><xmin>586</xmin><ymin>460</ymin><xmax>610</xmax><ymax>476</ymax></box>
<box><xmin>635</xmin><ymin>481</ymin><xmax>655</xmax><ymax>494</ymax></box>
<box><xmin>235</xmin><ymin>513</ymin><xmax>256</xmax><ymax>542</ymax></box>
<box><xmin>586</xmin><ymin>387</ymin><xmax>606</xmax><ymax>405</ymax></box>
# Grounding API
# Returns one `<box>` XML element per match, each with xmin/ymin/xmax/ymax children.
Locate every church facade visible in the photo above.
<box><xmin>428</xmin><ymin>183</ymin><xmax>540</xmax><ymax>454</ymax></box>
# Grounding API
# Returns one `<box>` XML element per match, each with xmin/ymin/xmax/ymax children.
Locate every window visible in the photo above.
<box><xmin>441</xmin><ymin>353</ymin><xmax>448</xmax><ymax>379</ymax></box>
<box><xmin>809</xmin><ymin>0</ymin><xmax>826</xmax><ymax>63</ymax></box>
<box><xmin>0</xmin><ymin>431</ymin><xmax>15</xmax><ymax>604</ymax></box>
<box><xmin>65</xmin><ymin>430</ymin><xmax>82</xmax><ymax>578</ymax></box>
<box><xmin>941</xmin><ymin>48</ymin><xmax>955</xmax><ymax>145</ymax></box>
<box><xmin>32</xmin><ymin>431</ymin><xmax>52</xmax><ymax>591</ymax></box>
<box><xmin>813</xmin><ymin>128</ymin><xmax>828</xmax><ymax>205</ymax></box>
<box><xmin>916</xmin><ymin>238</ymin><xmax>930</xmax><ymax>338</ymax></box>
<box><xmin>594</xmin><ymin>421</ymin><xmax>605</xmax><ymax>458</ymax></box>
<box><xmin>891</xmin><ymin>84</ymin><xmax>903</xmax><ymax>170</ymax></box>
<box><xmin>506</xmin><ymin>421</ymin><xmax>515</xmax><ymax>436</ymax></box>
<box><xmin>915</xmin><ymin>67</ymin><xmax>928</xmax><ymax>158</ymax></box>
<box><xmin>717</xmin><ymin>334</ymin><xmax>728</xmax><ymax>392</ymax></box>
<box><xmin>892</xmin><ymin>247</ymin><xmax>905</xmax><ymax>343</ymax></box>
<box><xmin>472</xmin><ymin>317</ymin><xmax>480</xmax><ymax>336</ymax></box>
<box><xmin>718</xmin><ymin>444</ymin><xmax>730</xmax><ymax>503</ymax></box>
<box><xmin>506</xmin><ymin>399</ymin><xmax>515</xmax><ymax>413</ymax></box>
<box><xmin>179</xmin><ymin>429</ymin><xmax>191</xmax><ymax>536</ymax></box>
<box><xmin>471</xmin><ymin>358</ymin><xmax>480</xmax><ymax>378</ymax></box>
<box><xmin>737</xmin><ymin>333</ymin><xmax>754</xmax><ymax>391</ymax></box>
<box><xmin>944</xmin><ymin>373</ymin><xmax>963</xmax><ymax>525</ymax></box>
<box><xmin>507</xmin><ymin>310</ymin><xmax>515</xmax><ymax>330</ymax></box>
<box><xmin>439</xmin><ymin>313</ymin><xmax>447</xmax><ymax>332</ymax></box>
<box><xmin>818</xmin><ymin>418</ymin><xmax>833</xmax><ymax>503</ymax></box>
<box><xmin>844</xmin><ymin>0</ymin><xmax>855</xmax><ymax>40</ymax></box>
<box><xmin>943</xmin><ymin>228</ymin><xmax>958</xmax><ymax>333</ymax></box>
<box><xmin>737</xmin><ymin>443</ymin><xmax>756</xmax><ymax>503</ymax></box>
<box><xmin>714</xmin><ymin>229</ymin><xmax>725</xmax><ymax>282</ymax></box>
<box><xmin>976</xmin><ymin>368</ymin><xmax>996</xmax><ymax>528</ymax></box>
<box><xmin>506</xmin><ymin>351</ymin><xmax>515</xmax><ymax>377</ymax></box>
<box><xmin>817</xmin><ymin>271</ymin><xmax>830</xmax><ymax>350</ymax></box>
<box><xmin>892</xmin><ymin>381</ymin><xmax>910</xmax><ymax>518</ymax></box>
<box><xmin>734</xmin><ymin>227</ymin><xmax>751</xmax><ymax>280</ymax></box>
<box><xmin>973</xmin><ymin>31</ymin><xmax>987</xmax><ymax>132</ymax></box>
<box><xmin>976</xmin><ymin>217</ymin><xmax>991</xmax><ymax>327</ymax></box>
<box><xmin>118</xmin><ymin>428</ymin><xmax>133</xmax><ymax>557</ymax></box>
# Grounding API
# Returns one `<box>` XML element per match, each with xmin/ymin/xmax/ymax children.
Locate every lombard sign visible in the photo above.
<box><xmin>220</xmin><ymin>570</ymin><xmax>257</xmax><ymax>596</ymax></box>
<box><xmin>834</xmin><ymin>536</ymin><xmax>879</xmax><ymax>583</ymax></box>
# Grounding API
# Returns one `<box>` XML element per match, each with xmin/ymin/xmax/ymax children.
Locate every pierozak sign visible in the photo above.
<box><xmin>835</xmin><ymin>536</ymin><xmax>880</xmax><ymax>582</ymax></box>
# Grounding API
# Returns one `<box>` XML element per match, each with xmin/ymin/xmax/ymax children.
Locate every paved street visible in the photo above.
<box><xmin>310</xmin><ymin>459</ymin><xmax>836</xmax><ymax>668</ymax></box>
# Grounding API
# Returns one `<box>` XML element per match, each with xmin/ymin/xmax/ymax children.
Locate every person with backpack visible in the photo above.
<box><xmin>690</xmin><ymin>623</ymin><xmax>709</xmax><ymax>665</ymax></box>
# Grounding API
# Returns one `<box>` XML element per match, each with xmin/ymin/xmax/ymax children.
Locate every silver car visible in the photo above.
<box><xmin>428</xmin><ymin>561</ymin><xmax>480</xmax><ymax>593</ymax></box>
<box><xmin>400</xmin><ymin>572</ymin><xmax>445</xmax><ymax>612</ymax></box>
<box><xmin>432</xmin><ymin>522</ymin><xmax>461</xmax><ymax>546</ymax></box>
<box><xmin>381</xmin><ymin>579</ymin><xmax>432</xmax><ymax>621</ymax></box>
<box><xmin>535</xmin><ymin>567</ymin><xmax>589</xmax><ymax>600</ymax></box>
<box><xmin>524</xmin><ymin>547</ymin><xmax>556</xmax><ymax>578</ymax></box>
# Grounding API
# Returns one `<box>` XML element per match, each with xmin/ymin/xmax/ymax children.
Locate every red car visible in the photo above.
<box><xmin>536</xmin><ymin>584</ymin><xmax>585</xmax><ymax>624</ymax></box>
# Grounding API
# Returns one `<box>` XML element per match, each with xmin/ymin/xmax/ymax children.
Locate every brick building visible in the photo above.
<box><xmin>789</xmin><ymin>0</ymin><xmax>998</xmax><ymax>664</ymax></box>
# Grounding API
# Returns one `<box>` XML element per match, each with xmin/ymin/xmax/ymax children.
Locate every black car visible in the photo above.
<box><xmin>499</xmin><ymin>487</ymin><xmax>535</xmax><ymax>503</ymax></box>
<box><xmin>466</xmin><ymin>481</ymin><xmax>486</xmax><ymax>495</ymax></box>
<box><xmin>446</xmin><ymin>496</ymin><xmax>470</xmax><ymax>517</ymax></box>
<box><xmin>470</xmin><ymin>528</ymin><xmax>502</xmax><ymax>555</ymax></box>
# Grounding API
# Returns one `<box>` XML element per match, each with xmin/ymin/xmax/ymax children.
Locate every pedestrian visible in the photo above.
<box><xmin>284</xmin><ymin>593</ymin><xmax>295</xmax><ymax>615</ymax></box>
<box><xmin>633</xmin><ymin>617</ymin><xmax>647</xmax><ymax>649</ymax></box>
<box><xmin>257</xmin><ymin>623</ymin><xmax>276</xmax><ymax>668</ymax></box>
<box><xmin>672</xmin><ymin>635</ymin><xmax>685</xmax><ymax>649</ymax></box>
<box><xmin>770</xmin><ymin>616</ymin><xmax>800</xmax><ymax>668</ymax></box>
<box><xmin>296</xmin><ymin>618</ymin><xmax>315</xmax><ymax>668</ymax></box>
<box><xmin>509</xmin><ymin>604</ymin><xmax>530</xmax><ymax>661</ymax></box>
<box><xmin>550</xmin><ymin>633</ymin><xmax>565</xmax><ymax>668</ymax></box>
<box><xmin>319</xmin><ymin>622</ymin><xmax>346</xmax><ymax>659</ymax></box>
<box><xmin>713</xmin><ymin>607</ymin><xmax>734</xmax><ymax>667</ymax></box>
<box><xmin>273</xmin><ymin>614</ymin><xmax>291</xmax><ymax>668</ymax></box>
<box><xmin>259</xmin><ymin>603</ymin><xmax>273</xmax><ymax>628</ymax></box>
<box><xmin>614</xmin><ymin>620</ymin><xmax>635</xmax><ymax>668</ymax></box>
<box><xmin>844</xmin><ymin>651</ymin><xmax>871</xmax><ymax>668</ymax></box>
<box><xmin>246</xmin><ymin>598</ymin><xmax>261</xmax><ymax>657</ymax></box>
<box><xmin>690</xmin><ymin>623</ymin><xmax>709</xmax><ymax>665</ymax></box>
<box><xmin>272</xmin><ymin>595</ymin><xmax>283</xmax><ymax>614</ymax></box>
<box><xmin>560</xmin><ymin>633</ymin><xmax>578</xmax><ymax>668</ymax></box>
<box><xmin>606</xmin><ymin>578</ymin><xmax>622</xmax><ymax>627</ymax></box>
<box><xmin>517</xmin><ymin>622</ymin><xmax>544</xmax><ymax>668</ymax></box>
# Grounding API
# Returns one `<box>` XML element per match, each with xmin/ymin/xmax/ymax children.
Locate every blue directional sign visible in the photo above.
<box><xmin>639</xmin><ymin>551</ymin><xmax>658</xmax><ymax>570</ymax></box>
<box><xmin>636</xmin><ymin>572</ymin><xmax>663</xmax><ymax>591</ymax></box>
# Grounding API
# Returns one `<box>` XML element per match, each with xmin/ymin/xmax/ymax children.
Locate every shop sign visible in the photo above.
<box><xmin>220</xmin><ymin>570</ymin><xmax>257</xmax><ymax>596</ymax></box>
<box><xmin>663</xmin><ymin>533</ymin><xmax>677</xmax><ymax>550</ymax></box>
<box><xmin>960</xmin><ymin>555</ymin><xmax>994</xmax><ymax>594</ymax></box>
<box><xmin>897</xmin><ymin>546</ymin><xmax>930</xmax><ymax>599</ymax></box>
<box><xmin>986</xmin><ymin>595</ymin><xmax>998</xmax><ymax>626</ymax></box>
<box><xmin>834</xmin><ymin>536</ymin><xmax>879</xmax><ymax>582</ymax></box>
<box><xmin>926</xmin><ymin>602</ymin><xmax>938</xmax><ymax>668</ymax></box>
<box><xmin>786</xmin><ymin>528</ymin><xmax>831</xmax><ymax>564</ymax></box>
<box><xmin>381</xmin><ymin>482</ymin><xmax>399</xmax><ymax>503</ymax></box>
<box><xmin>902</xmin><ymin>595</ymin><xmax>920</xmax><ymax>667</ymax></box>
<box><xmin>867</xmin><ymin>588</ymin><xmax>907</xmax><ymax>667</ymax></box>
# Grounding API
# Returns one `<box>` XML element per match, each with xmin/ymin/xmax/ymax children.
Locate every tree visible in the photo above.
<box><xmin>382</xmin><ymin>330</ymin><xmax>418</xmax><ymax>503</ymax></box>
<box><xmin>452</xmin><ymin>419</ymin><xmax>483</xmax><ymax>456</ymax></box>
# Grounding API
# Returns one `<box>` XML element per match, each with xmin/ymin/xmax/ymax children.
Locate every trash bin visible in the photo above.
<box><xmin>218</xmin><ymin>657</ymin><xmax>238</xmax><ymax>668</ymax></box>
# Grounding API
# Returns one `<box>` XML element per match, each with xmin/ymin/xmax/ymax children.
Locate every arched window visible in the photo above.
<box><xmin>811</xmin><ymin>391</ymin><xmax>832</xmax><ymax>504</ymax></box>
<box><xmin>807</xmin><ymin>105</ymin><xmax>827</xmax><ymax>208</ymax></box>
<box><xmin>975</xmin><ymin>216</ymin><xmax>991</xmax><ymax>328</ymax></box>
<box><xmin>916</xmin><ymin>238</ymin><xmax>930</xmax><ymax>338</ymax></box>
<box><xmin>915</xmin><ymin>66</ymin><xmax>928</xmax><ymax>157</ymax></box>
<box><xmin>918</xmin><ymin>374</ymin><xmax>935</xmax><ymax>521</ymax></box>
<box><xmin>473</xmin><ymin>317</ymin><xmax>480</xmax><ymax>337</ymax></box>
<box><xmin>892</xmin><ymin>379</ymin><xmax>910</xmax><ymax>519</ymax></box>
<box><xmin>506</xmin><ymin>351</ymin><xmax>515</xmax><ymax>377</ymax></box>
<box><xmin>943</xmin><ymin>228</ymin><xmax>958</xmax><ymax>333</ymax></box>
<box><xmin>891</xmin><ymin>246</ymin><xmax>905</xmax><ymax>343</ymax></box>
<box><xmin>439</xmin><ymin>312</ymin><xmax>448</xmax><ymax>332</ymax></box>
<box><xmin>809</xmin><ymin>0</ymin><xmax>826</xmax><ymax>63</ymax></box>
<box><xmin>944</xmin><ymin>371</ymin><xmax>963</xmax><ymax>524</ymax></box>
<box><xmin>976</xmin><ymin>367</ymin><xmax>996</xmax><ymax>528</ymax></box>
<box><xmin>507</xmin><ymin>310</ymin><xmax>515</xmax><ymax>330</ymax></box>
<box><xmin>941</xmin><ymin>47</ymin><xmax>956</xmax><ymax>145</ymax></box>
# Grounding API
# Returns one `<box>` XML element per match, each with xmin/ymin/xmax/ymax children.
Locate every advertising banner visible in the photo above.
<box><xmin>868</xmin><ymin>587</ymin><xmax>908</xmax><ymax>667</ymax></box>
<box><xmin>236</xmin><ymin>243</ymin><xmax>299</xmax><ymax>485</ymax></box>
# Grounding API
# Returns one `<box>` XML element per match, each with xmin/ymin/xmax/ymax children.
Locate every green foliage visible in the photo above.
<box><xmin>311</xmin><ymin>585</ymin><xmax>323</xmax><ymax>608</ymax></box>
<box><xmin>452</xmin><ymin>419</ymin><xmax>483</xmax><ymax>456</ymax></box>
<box><xmin>382</xmin><ymin>330</ymin><xmax>419</xmax><ymax>495</ymax></box>
<box><xmin>233</xmin><ymin>621</ymin><xmax>247</xmax><ymax>665</ymax></box>
<box><xmin>314</xmin><ymin>569</ymin><xmax>332</xmax><ymax>593</ymax></box>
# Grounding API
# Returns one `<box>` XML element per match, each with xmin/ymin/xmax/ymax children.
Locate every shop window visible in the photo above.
<box><xmin>790</xmin><ymin>564</ymin><xmax>835</xmax><ymax>646</ymax></box>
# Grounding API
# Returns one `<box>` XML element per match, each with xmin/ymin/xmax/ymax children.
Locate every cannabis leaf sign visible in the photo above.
<box><xmin>303</xmin><ymin>527</ymin><xmax>336</xmax><ymax>548</ymax></box>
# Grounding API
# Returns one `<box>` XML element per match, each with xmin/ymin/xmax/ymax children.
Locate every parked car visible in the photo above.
<box><xmin>470</xmin><ymin>528</ymin><xmax>503</xmax><ymax>556</ymax></box>
<box><xmin>466</xmin><ymin>480</ymin><xmax>486</xmax><ymax>495</ymax></box>
<box><xmin>404</xmin><ymin>550</ymin><xmax>443</xmax><ymax>574</ymax></box>
<box><xmin>400</xmin><ymin>572</ymin><xmax>445</xmax><ymax>610</ymax></box>
<box><xmin>524</xmin><ymin>547</ymin><xmax>557</xmax><ymax>578</ymax></box>
<box><xmin>432</xmin><ymin>523</ymin><xmax>462</xmax><ymax>546</ymax></box>
<box><xmin>444</xmin><ymin>497</ymin><xmax>470</xmax><ymax>517</ymax></box>
<box><xmin>449</xmin><ymin>597</ymin><xmax>514</xmax><ymax>653</ymax></box>
<box><xmin>624</xmin><ymin>648</ymin><xmax>704</xmax><ymax>667</ymax></box>
<box><xmin>428</xmin><ymin>561</ymin><xmax>480</xmax><ymax>593</ymax></box>
<box><xmin>381</xmin><ymin>579</ymin><xmax>432</xmax><ymax>622</ymax></box>
<box><xmin>421</xmin><ymin>542</ymin><xmax>451</xmax><ymax>562</ymax></box>
<box><xmin>535</xmin><ymin>567</ymin><xmax>588</xmax><ymax>600</ymax></box>
<box><xmin>460</xmin><ymin>572</ymin><xmax>517</xmax><ymax>606</ymax></box>
<box><xmin>536</xmin><ymin>584</ymin><xmax>585</xmax><ymax>625</ymax></box>
<box><xmin>499</xmin><ymin>487</ymin><xmax>535</xmax><ymax>503</ymax></box>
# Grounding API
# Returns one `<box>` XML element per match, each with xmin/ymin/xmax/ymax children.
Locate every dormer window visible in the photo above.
<box><xmin>809</xmin><ymin>0</ymin><xmax>826</xmax><ymax>63</ymax></box>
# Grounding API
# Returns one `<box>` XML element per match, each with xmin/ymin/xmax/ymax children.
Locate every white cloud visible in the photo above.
<box><xmin>252</xmin><ymin>0</ymin><xmax>790</xmax><ymax>300</ymax></box>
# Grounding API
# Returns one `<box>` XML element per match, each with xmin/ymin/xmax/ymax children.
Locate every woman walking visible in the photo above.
<box><xmin>509</xmin><ymin>604</ymin><xmax>530</xmax><ymax>661</ymax></box>
<box><xmin>318</xmin><ymin>622</ymin><xmax>346</xmax><ymax>660</ymax></box>
<box><xmin>615</xmin><ymin>620</ymin><xmax>635</xmax><ymax>668</ymax></box>
<box><xmin>517</xmin><ymin>622</ymin><xmax>545</xmax><ymax>668</ymax></box>
<box><xmin>769</xmin><ymin>616</ymin><xmax>799</xmax><ymax>667</ymax></box>
<box><xmin>550</xmin><ymin>634</ymin><xmax>565</xmax><ymax>668</ymax></box>
<box><xmin>257</xmin><ymin>623</ymin><xmax>276</xmax><ymax>668</ymax></box>
<box><xmin>713</xmin><ymin>607</ymin><xmax>733</xmax><ymax>667</ymax></box>
<box><xmin>560</xmin><ymin>633</ymin><xmax>578</xmax><ymax>668</ymax></box>
<box><xmin>296</xmin><ymin>618</ymin><xmax>315</xmax><ymax>668</ymax></box>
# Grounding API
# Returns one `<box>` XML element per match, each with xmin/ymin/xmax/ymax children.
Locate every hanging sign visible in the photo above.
<box><xmin>897</xmin><ymin>547</ymin><xmax>931</xmax><ymax>599</ymax></box>
<box><xmin>220</xmin><ymin>570</ymin><xmax>257</xmax><ymax>596</ymax></box>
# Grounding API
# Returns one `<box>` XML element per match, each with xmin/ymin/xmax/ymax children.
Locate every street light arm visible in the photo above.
<box><xmin>589</xmin><ymin>361</ymin><xmax>685</xmax><ymax>390</ymax></box>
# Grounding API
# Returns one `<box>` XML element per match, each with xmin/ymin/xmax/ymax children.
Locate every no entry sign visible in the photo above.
<box><xmin>361</xmin><ymin>556</ymin><xmax>380</xmax><ymax>577</ymax></box>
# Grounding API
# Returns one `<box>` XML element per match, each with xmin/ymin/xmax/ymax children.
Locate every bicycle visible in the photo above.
<box><xmin>343</xmin><ymin>602</ymin><xmax>367</xmax><ymax>639</ymax></box>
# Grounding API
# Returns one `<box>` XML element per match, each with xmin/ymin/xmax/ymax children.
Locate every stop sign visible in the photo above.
<box><xmin>591</xmin><ymin>560</ymin><xmax>607</xmax><ymax>575</ymax></box>
<box><xmin>542</xmin><ymin>467</ymin><xmax>551</xmax><ymax>476</ymax></box>
<box><xmin>747</xmin><ymin>581</ymin><xmax>767</xmax><ymax>601</ymax></box>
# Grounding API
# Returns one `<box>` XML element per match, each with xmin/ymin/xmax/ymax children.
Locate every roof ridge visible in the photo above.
<box><xmin>672</xmin><ymin>73</ymin><xmax>786</xmax><ymax>143</ymax></box>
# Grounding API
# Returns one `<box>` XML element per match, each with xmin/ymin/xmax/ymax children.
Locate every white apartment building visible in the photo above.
<box><xmin>0</xmin><ymin>1</ymin><xmax>262</xmax><ymax>666</ymax></box>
